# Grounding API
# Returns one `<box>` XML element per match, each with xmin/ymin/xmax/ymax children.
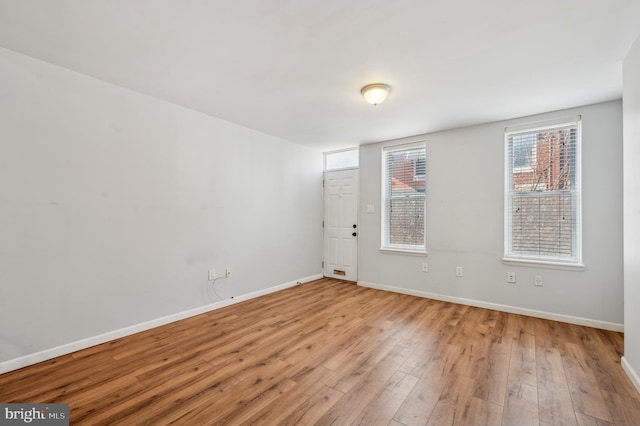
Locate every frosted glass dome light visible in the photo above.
<box><xmin>361</xmin><ymin>83</ymin><xmax>391</xmax><ymax>106</ymax></box>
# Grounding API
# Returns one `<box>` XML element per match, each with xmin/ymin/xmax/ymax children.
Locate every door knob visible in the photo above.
<box><xmin>352</xmin><ymin>232</ymin><xmax>357</xmax><ymax>237</ymax></box>
<box><xmin>353</xmin><ymin>224</ymin><xmax>357</xmax><ymax>228</ymax></box>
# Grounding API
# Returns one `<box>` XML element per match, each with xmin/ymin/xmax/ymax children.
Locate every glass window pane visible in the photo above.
<box><xmin>325</xmin><ymin>149</ymin><xmax>358</xmax><ymax>170</ymax></box>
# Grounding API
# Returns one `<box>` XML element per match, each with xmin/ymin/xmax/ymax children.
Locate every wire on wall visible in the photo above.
<box><xmin>211</xmin><ymin>276</ymin><xmax>228</xmax><ymax>300</ymax></box>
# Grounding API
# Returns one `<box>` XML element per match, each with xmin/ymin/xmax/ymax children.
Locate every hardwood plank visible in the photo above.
<box><xmin>562</xmin><ymin>342</ymin><xmax>614</xmax><ymax>422</ymax></box>
<box><xmin>444</xmin><ymin>306</ymin><xmax>485</xmax><ymax>347</ymax></box>
<box><xmin>450</xmin><ymin>329</ymin><xmax>494</xmax><ymax>380</ymax></box>
<box><xmin>239</xmin><ymin>365</ymin><xmax>338</xmax><ymax>425</ymax></box>
<box><xmin>397</xmin><ymin>340</ymin><xmax>436</xmax><ymax>378</ymax></box>
<box><xmin>502</xmin><ymin>380</ymin><xmax>539</xmax><ymax>426</ymax></box>
<box><xmin>325</xmin><ymin>333</ymin><xmax>407</xmax><ymax>393</ymax></box>
<box><xmin>354</xmin><ymin>371</ymin><xmax>419</xmax><ymax>425</ymax></box>
<box><xmin>426</xmin><ymin>373</ymin><xmax>476</xmax><ymax>425</ymax></box>
<box><xmin>473</xmin><ymin>335</ymin><xmax>510</xmax><ymax>405</ymax></box>
<box><xmin>463</xmin><ymin>396</ymin><xmax>504</xmax><ymax>426</ymax></box>
<box><xmin>575</xmin><ymin>329</ymin><xmax>640</xmax><ymax>399</ymax></box>
<box><xmin>211</xmin><ymin>377</ymin><xmax>298</xmax><ymax>425</ymax></box>
<box><xmin>602</xmin><ymin>390</ymin><xmax>640</xmax><ymax>425</ymax></box>
<box><xmin>117</xmin><ymin>352</ymin><xmax>261</xmax><ymax>424</ymax></box>
<box><xmin>575</xmin><ymin>412</ymin><xmax>614</xmax><ymax>426</ymax></box>
<box><xmin>393</xmin><ymin>343</ymin><xmax>460</xmax><ymax>426</ymax></box>
<box><xmin>537</xmin><ymin>347</ymin><xmax>577</xmax><ymax>426</ymax></box>
<box><xmin>508</xmin><ymin>326</ymin><xmax>537</xmax><ymax>387</ymax></box>
<box><xmin>166</xmin><ymin>365</ymin><xmax>294</xmax><ymax>425</ymax></box>
<box><xmin>488</xmin><ymin>310</ymin><xmax>508</xmax><ymax>337</ymax></box>
<box><xmin>446</xmin><ymin>303</ymin><xmax>470</xmax><ymax>327</ymax></box>
<box><xmin>280</xmin><ymin>315</ymin><xmax>367</xmax><ymax>367</ymax></box>
<box><xmin>0</xmin><ymin>361</ymin><xmax>94</xmax><ymax>402</ymax></box>
<box><xmin>315</xmin><ymin>344</ymin><xmax>413</xmax><ymax>425</ymax></box>
<box><xmin>278</xmin><ymin>384</ymin><xmax>343</xmax><ymax>426</ymax></box>
<box><xmin>503</xmin><ymin>318</ymin><xmax>540</xmax><ymax>426</ymax></box>
<box><xmin>322</xmin><ymin>319</ymin><xmax>395</xmax><ymax>372</ymax></box>
<box><xmin>92</xmin><ymin>364</ymin><xmax>235</xmax><ymax>425</ymax></box>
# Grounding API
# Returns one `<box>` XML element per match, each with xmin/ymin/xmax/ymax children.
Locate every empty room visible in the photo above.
<box><xmin>2</xmin><ymin>1</ymin><xmax>640</xmax><ymax>425</ymax></box>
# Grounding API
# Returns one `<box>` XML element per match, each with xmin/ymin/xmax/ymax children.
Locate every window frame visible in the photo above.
<box><xmin>503</xmin><ymin>116</ymin><xmax>583</xmax><ymax>268</ymax></box>
<box><xmin>380</xmin><ymin>141</ymin><xmax>427</xmax><ymax>255</ymax></box>
<box><xmin>324</xmin><ymin>147</ymin><xmax>359</xmax><ymax>171</ymax></box>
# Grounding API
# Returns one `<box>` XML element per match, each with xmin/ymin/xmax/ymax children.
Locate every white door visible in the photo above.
<box><xmin>324</xmin><ymin>168</ymin><xmax>358</xmax><ymax>281</ymax></box>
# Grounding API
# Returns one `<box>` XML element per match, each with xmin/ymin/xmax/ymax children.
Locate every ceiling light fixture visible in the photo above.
<box><xmin>361</xmin><ymin>83</ymin><xmax>391</xmax><ymax>106</ymax></box>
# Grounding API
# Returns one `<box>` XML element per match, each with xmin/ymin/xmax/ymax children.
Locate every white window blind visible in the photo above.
<box><xmin>505</xmin><ymin>117</ymin><xmax>581</xmax><ymax>264</ymax></box>
<box><xmin>382</xmin><ymin>143</ymin><xmax>426</xmax><ymax>252</ymax></box>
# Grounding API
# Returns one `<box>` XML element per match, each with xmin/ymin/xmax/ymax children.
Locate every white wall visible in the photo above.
<box><xmin>623</xmin><ymin>35</ymin><xmax>640</xmax><ymax>391</ymax></box>
<box><xmin>0</xmin><ymin>47</ymin><xmax>323</xmax><ymax>367</ymax></box>
<box><xmin>359</xmin><ymin>101</ymin><xmax>623</xmax><ymax>328</ymax></box>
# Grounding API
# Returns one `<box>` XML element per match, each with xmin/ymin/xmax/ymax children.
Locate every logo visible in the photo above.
<box><xmin>0</xmin><ymin>404</ymin><xmax>68</xmax><ymax>425</ymax></box>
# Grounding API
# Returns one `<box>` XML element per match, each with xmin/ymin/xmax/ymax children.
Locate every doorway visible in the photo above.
<box><xmin>323</xmin><ymin>168</ymin><xmax>358</xmax><ymax>281</ymax></box>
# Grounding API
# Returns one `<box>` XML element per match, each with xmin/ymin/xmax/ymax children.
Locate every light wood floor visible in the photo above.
<box><xmin>1</xmin><ymin>278</ymin><xmax>639</xmax><ymax>425</ymax></box>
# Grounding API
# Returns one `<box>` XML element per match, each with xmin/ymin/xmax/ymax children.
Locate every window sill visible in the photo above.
<box><xmin>501</xmin><ymin>258</ymin><xmax>585</xmax><ymax>271</ymax></box>
<box><xmin>379</xmin><ymin>248</ymin><xmax>428</xmax><ymax>257</ymax></box>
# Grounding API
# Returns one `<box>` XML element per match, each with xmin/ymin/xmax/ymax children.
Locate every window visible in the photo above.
<box><xmin>382</xmin><ymin>142</ymin><xmax>426</xmax><ymax>253</ymax></box>
<box><xmin>505</xmin><ymin>116</ymin><xmax>582</xmax><ymax>265</ymax></box>
<box><xmin>324</xmin><ymin>148</ymin><xmax>359</xmax><ymax>170</ymax></box>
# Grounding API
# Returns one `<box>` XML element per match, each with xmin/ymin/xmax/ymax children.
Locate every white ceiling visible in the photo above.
<box><xmin>1</xmin><ymin>1</ymin><xmax>639</xmax><ymax>150</ymax></box>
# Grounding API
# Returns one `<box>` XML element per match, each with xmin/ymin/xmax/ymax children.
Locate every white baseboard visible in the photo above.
<box><xmin>357</xmin><ymin>281</ymin><xmax>624</xmax><ymax>332</ymax></box>
<box><xmin>0</xmin><ymin>274</ymin><xmax>322</xmax><ymax>375</ymax></box>
<box><xmin>622</xmin><ymin>357</ymin><xmax>640</xmax><ymax>395</ymax></box>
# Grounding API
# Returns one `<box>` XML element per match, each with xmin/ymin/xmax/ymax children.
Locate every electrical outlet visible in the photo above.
<box><xmin>455</xmin><ymin>266</ymin><xmax>463</xmax><ymax>277</ymax></box>
<box><xmin>422</xmin><ymin>262</ymin><xmax>429</xmax><ymax>272</ymax></box>
<box><xmin>208</xmin><ymin>269</ymin><xmax>216</xmax><ymax>281</ymax></box>
<box><xmin>507</xmin><ymin>272</ymin><xmax>516</xmax><ymax>284</ymax></box>
<box><xmin>534</xmin><ymin>275</ymin><xmax>543</xmax><ymax>287</ymax></box>
<box><xmin>225</xmin><ymin>268</ymin><xmax>232</xmax><ymax>278</ymax></box>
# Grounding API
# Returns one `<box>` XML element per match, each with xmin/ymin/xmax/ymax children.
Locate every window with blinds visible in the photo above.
<box><xmin>382</xmin><ymin>142</ymin><xmax>426</xmax><ymax>252</ymax></box>
<box><xmin>505</xmin><ymin>117</ymin><xmax>582</xmax><ymax>264</ymax></box>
